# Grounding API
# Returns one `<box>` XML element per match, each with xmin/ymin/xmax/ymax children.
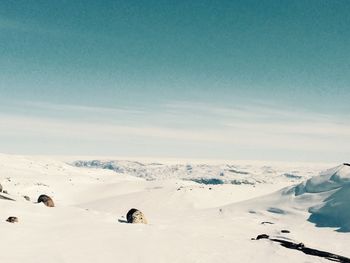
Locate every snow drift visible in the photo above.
<box><xmin>279</xmin><ymin>163</ymin><xmax>350</xmax><ymax>232</ymax></box>
<box><xmin>1</xmin><ymin>154</ymin><xmax>349</xmax><ymax>263</ymax></box>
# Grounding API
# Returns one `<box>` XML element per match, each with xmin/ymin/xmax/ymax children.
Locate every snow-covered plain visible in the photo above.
<box><xmin>0</xmin><ymin>153</ymin><xmax>349</xmax><ymax>263</ymax></box>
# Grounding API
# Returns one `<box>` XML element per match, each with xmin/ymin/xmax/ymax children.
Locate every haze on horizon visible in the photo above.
<box><xmin>0</xmin><ymin>1</ymin><xmax>349</xmax><ymax>162</ymax></box>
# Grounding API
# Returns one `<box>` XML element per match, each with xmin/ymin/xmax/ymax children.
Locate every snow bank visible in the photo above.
<box><xmin>283</xmin><ymin>164</ymin><xmax>350</xmax><ymax>232</ymax></box>
<box><xmin>303</xmin><ymin>164</ymin><xmax>350</xmax><ymax>232</ymax></box>
<box><xmin>1</xmin><ymin>154</ymin><xmax>349</xmax><ymax>263</ymax></box>
<box><xmin>293</xmin><ymin>164</ymin><xmax>350</xmax><ymax>195</ymax></box>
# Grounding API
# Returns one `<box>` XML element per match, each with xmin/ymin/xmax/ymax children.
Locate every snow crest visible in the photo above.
<box><xmin>286</xmin><ymin>164</ymin><xmax>350</xmax><ymax>232</ymax></box>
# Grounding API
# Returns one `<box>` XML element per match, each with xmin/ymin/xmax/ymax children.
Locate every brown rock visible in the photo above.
<box><xmin>126</xmin><ymin>208</ymin><xmax>147</xmax><ymax>224</ymax></box>
<box><xmin>37</xmin><ymin>194</ymin><xmax>55</xmax><ymax>207</ymax></box>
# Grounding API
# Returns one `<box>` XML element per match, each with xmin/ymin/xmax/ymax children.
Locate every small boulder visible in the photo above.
<box><xmin>23</xmin><ymin>195</ymin><xmax>31</xmax><ymax>201</ymax></box>
<box><xmin>3</xmin><ymin>190</ymin><xmax>8</xmax><ymax>194</ymax></box>
<box><xmin>6</xmin><ymin>216</ymin><xmax>18</xmax><ymax>223</ymax></box>
<box><xmin>37</xmin><ymin>194</ymin><xmax>55</xmax><ymax>207</ymax></box>
<box><xmin>0</xmin><ymin>183</ymin><xmax>2</xmax><ymax>192</ymax></box>
<box><xmin>126</xmin><ymin>208</ymin><xmax>147</xmax><ymax>224</ymax></box>
<box><xmin>256</xmin><ymin>234</ymin><xmax>269</xmax><ymax>240</ymax></box>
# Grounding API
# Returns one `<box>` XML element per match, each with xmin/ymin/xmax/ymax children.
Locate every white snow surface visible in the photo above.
<box><xmin>0</xmin><ymin>153</ymin><xmax>349</xmax><ymax>263</ymax></box>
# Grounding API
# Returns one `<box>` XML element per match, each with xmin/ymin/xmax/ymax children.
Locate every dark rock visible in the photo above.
<box><xmin>190</xmin><ymin>178</ymin><xmax>224</xmax><ymax>185</ymax></box>
<box><xmin>256</xmin><ymin>235</ymin><xmax>350</xmax><ymax>262</ymax></box>
<box><xmin>3</xmin><ymin>190</ymin><xmax>8</xmax><ymax>194</ymax></box>
<box><xmin>126</xmin><ymin>208</ymin><xmax>147</xmax><ymax>224</ymax></box>
<box><xmin>0</xmin><ymin>193</ymin><xmax>15</xmax><ymax>201</ymax></box>
<box><xmin>23</xmin><ymin>195</ymin><xmax>30</xmax><ymax>201</ymax></box>
<box><xmin>37</xmin><ymin>194</ymin><xmax>55</xmax><ymax>207</ymax></box>
<box><xmin>281</xmin><ymin>230</ymin><xmax>290</xmax><ymax>233</ymax></box>
<box><xmin>296</xmin><ymin>243</ymin><xmax>305</xmax><ymax>249</ymax></box>
<box><xmin>256</xmin><ymin>234</ymin><xmax>269</xmax><ymax>240</ymax></box>
<box><xmin>6</xmin><ymin>216</ymin><xmax>18</xmax><ymax>223</ymax></box>
<box><xmin>267</xmin><ymin>207</ymin><xmax>286</xmax><ymax>214</ymax></box>
<box><xmin>126</xmin><ymin>208</ymin><xmax>138</xmax><ymax>222</ymax></box>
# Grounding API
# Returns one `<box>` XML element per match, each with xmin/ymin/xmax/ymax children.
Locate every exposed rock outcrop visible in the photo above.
<box><xmin>6</xmin><ymin>216</ymin><xmax>18</xmax><ymax>223</ymax></box>
<box><xmin>126</xmin><ymin>208</ymin><xmax>147</xmax><ymax>224</ymax></box>
<box><xmin>37</xmin><ymin>194</ymin><xmax>55</xmax><ymax>207</ymax></box>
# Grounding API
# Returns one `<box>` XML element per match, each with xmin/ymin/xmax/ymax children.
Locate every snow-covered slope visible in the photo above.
<box><xmin>291</xmin><ymin>163</ymin><xmax>350</xmax><ymax>232</ymax></box>
<box><xmin>218</xmin><ymin>163</ymin><xmax>350</xmax><ymax>239</ymax></box>
<box><xmin>0</xmin><ymin>154</ymin><xmax>349</xmax><ymax>263</ymax></box>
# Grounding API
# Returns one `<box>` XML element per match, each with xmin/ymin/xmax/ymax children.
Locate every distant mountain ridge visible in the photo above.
<box><xmin>72</xmin><ymin>160</ymin><xmax>313</xmax><ymax>185</ymax></box>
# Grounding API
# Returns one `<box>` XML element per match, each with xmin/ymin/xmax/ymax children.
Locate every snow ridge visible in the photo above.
<box><xmin>72</xmin><ymin>160</ymin><xmax>313</xmax><ymax>185</ymax></box>
<box><xmin>282</xmin><ymin>164</ymin><xmax>350</xmax><ymax>232</ymax></box>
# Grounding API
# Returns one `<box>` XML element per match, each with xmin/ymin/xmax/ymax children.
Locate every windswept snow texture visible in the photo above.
<box><xmin>292</xmin><ymin>164</ymin><xmax>350</xmax><ymax>232</ymax></box>
<box><xmin>1</xmin><ymin>154</ymin><xmax>348</xmax><ymax>263</ymax></box>
<box><xmin>74</xmin><ymin>160</ymin><xmax>350</xmax><ymax>231</ymax></box>
<box><xmin>72</xmin><ymin>160</ymin><xmax>315</xmax><ymax>185</ymax></box>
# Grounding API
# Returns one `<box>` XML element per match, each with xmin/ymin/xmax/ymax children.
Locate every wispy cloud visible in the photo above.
<box><xmin>164</xmin><ymin>100</ymin><xmax>340</xmax><ymax>123</ymax></box>
<box><xmin>24</xmin><ymin>101</ymin><xmax>145</xmax><ymax>115</ymax></box>
<box><xmin>1</xmin><ymin>104</ymin><xmax>349</xmax><ymax>149</ymax></box>
<box><xmin>1</xmin><ymin>100</ymin><xmax>349</xmax><ymax>160</ymax></box>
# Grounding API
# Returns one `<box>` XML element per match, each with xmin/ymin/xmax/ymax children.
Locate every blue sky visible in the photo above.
<box><xmin>0</xmin><ymin>1</ymin><xmax>349</xmax><ymax>162</ymax></box>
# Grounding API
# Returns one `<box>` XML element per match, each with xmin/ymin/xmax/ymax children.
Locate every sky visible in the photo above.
<box><xmin>0</xmin><ymin>0</ymin><xmax>349</xmax><ymax>162</ymax></box>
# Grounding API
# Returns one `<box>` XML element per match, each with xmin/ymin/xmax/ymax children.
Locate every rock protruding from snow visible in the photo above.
<box><xmin>6</xmin><ymin>216</ymin><xmax>18</xmax><ymax>223</ymax></box>
<box><xmin>126</xmin><ymin>208</ymin><xmax>147</xmax><ymax>224</ymax></box>
<box><xmin>37</xmin><ymin>194</ymin><xmax>55</xmax><ymax>207</ymax></box>
<box><xmin>254</xmin><ymin>234</ymin><xmax>350</xmax><ymax>262</ymax></box>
